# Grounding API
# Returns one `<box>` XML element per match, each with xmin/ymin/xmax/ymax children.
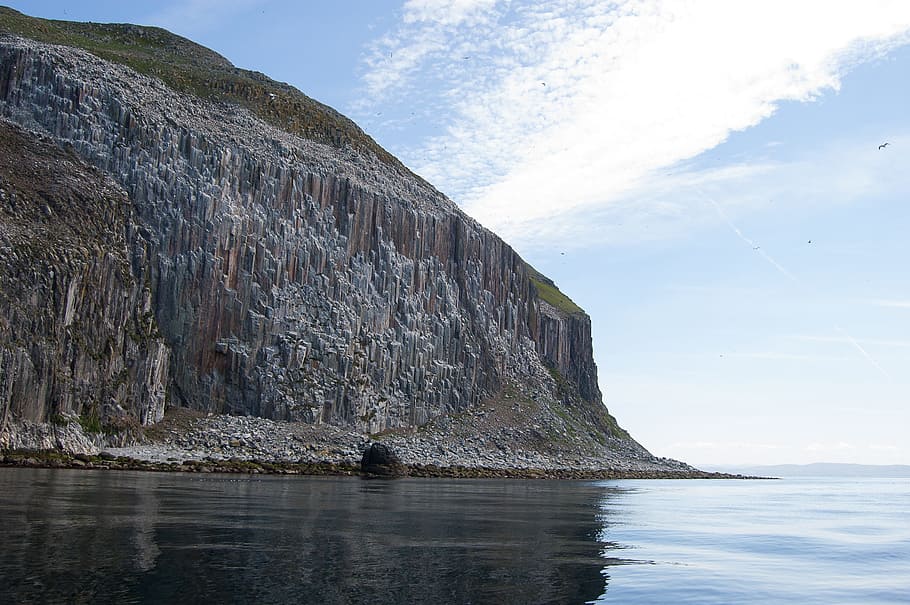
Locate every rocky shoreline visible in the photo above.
<box><xmin>0</xmin><ymin>409</ymin><xmax>767</xmax><ymax>480</ymax></box>
<box><xmin>0</xmin><ymin>449</ymin><xmax>759</xmax><ymax>480</ymax></box>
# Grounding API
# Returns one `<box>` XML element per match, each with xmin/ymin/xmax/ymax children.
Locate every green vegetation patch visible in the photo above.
<box><xmin>545</xmin><ymin>363</ymin><xmax>630</xmax><ymax>440</ymax></box>
<box><xmin>78</xmin><ymin>409</ymin><xmax>102</xmax><ymax>433</ymax></box>
<box><xmin>527</xmin><ymin>267</ymin><xmax>583</xmax><ymax>314</ymax></box>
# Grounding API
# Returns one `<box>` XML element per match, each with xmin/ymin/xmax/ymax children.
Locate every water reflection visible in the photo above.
<box><xmin>0</xmin><ymin>468</ymin><xmax>628</xmax><ymax>604</ymax></box>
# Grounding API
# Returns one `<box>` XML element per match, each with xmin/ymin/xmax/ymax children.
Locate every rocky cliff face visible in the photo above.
<box><xmin>0</xmin><ymin>120</ymin><xmax>168</xmax><ymax>444</ymax></box>
<box><xmin>0</xmin><ymin>13</ymin><xmax>633</xmax><ymax>452</ymax></box>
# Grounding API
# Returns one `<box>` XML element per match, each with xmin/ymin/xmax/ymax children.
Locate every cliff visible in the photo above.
<box><xmin>0</xmin><ymin>120</ymin><xmax>168</xmax><ymax>447</ymax></box>
<box><xmin>0</xmin><ymin>8</ymin><xmax>640</xmax><ymax>459</ymax></box>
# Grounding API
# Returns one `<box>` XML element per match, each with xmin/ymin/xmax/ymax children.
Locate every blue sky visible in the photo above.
<box><xmin>9</xmin><ymin>0</ymin><xmax>910</xmax><ymax>465</ymax></box>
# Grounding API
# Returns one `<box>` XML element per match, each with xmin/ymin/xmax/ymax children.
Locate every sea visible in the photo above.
<box><xmin>0</xmin><ymin>468</ymin><xmax>907</xmax><ymax>604</ymax></box>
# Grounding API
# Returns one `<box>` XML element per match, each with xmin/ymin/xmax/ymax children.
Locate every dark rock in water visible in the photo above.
<box><xmin>361</xmin><ymin>442</ymin><xmax>406</xmax><ymax>476</ymax></box>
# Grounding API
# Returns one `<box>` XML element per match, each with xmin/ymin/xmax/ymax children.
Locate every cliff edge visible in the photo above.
<box><xmin>0</xmin><ymin>8</ymin><xmax>671</xmax><ymax>470</ymax></box>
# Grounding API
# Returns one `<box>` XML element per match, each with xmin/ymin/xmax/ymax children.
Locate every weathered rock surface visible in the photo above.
<box><xmin>0</xmin><ymin>12</ymin><xmax>662</xmax><ymax>469</ymax></box>
<box><xmin>0</xmin><ymin>120</ymin><xmax>168</xmax><ymax>446</ymax></box>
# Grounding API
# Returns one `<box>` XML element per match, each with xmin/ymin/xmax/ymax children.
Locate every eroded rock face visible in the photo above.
<box><xmin>0</xmin><ymin>121</ymin><xmax>169</xmax><ymax>438</ymax></box>
<box><xmin>0</xmin><ymin>33</ymin><xmax>618</xmax><ymax>440</ymax></box>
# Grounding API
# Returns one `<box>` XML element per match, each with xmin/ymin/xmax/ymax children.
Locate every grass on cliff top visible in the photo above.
<box><xmin>527</xmin><ymin>267</ymin><xmax>584</xmax><ymax>315</ymax></box>
<box><xmin>0</xmin><ymin>6</ymin><xmax>411</xmax><ymax>176</ymax></box>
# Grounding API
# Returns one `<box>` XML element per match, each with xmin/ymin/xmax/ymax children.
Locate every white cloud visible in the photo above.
<box><xmin>457</xmin><ymin>128</ymin><xmax>910</xmax><ymax>248</ymax></box>
<box><xmin>402</xmin><ymin>0</ymin><xmax>499</xmax><ymax>26</ymax></box>
<box><xmin>360</xmin><ymin>0</ymin><xmax>501</xmax><ymax>103</ymax></box>
<box><xmin>357</xmin><ymin>0</ymin><xmax>910</xmax><ymax>246</ymax></box>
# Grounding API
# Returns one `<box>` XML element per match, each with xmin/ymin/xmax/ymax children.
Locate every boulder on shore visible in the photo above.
<box><xmin>360</xmin><ymin>443</ymin><xmax>407</xmax><ymax>477</ymax></box>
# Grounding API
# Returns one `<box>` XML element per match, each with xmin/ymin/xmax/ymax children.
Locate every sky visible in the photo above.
<box><xmin>8</xmin><ymin>0</ymin><xmax>910</xmax><ymax>466</ymax></box>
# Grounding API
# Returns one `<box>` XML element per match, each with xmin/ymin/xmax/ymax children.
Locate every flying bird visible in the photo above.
<box><xmin>879</xmin><ymin>142</ymin><xmax>889</xmax><ymax>150</ymax></box>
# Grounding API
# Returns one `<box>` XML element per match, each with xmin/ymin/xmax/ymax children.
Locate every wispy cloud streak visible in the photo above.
<box><xmin>694</xmin><ymin>192</ymin><xmax>893</xmax><ymax>379</ymax></box>
<box><xmin>356</xmin><ymin>1</ymin><xmax>910</xmax><ymax>246</ymax></box>
<box><xmin>835</xmin><ymin>326</ymin><xmax>892</xmax><ymax>379</ymax></box>
<box><xmin>701</xmin><ymin>191</ymin><xmax>799</xmax><ymax>283</ymax></box>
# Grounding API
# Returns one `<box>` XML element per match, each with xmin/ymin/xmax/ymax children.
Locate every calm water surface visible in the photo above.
<box><xmin>0</xmin><ymin>469</ymin><xmax>907</xmax><ymax>604</ymax></box>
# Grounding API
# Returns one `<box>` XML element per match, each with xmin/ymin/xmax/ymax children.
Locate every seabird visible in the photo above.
<box><xmin>879</xmin><ymin>142</ymin><xmax>890</xmax><ymax>150</ymax></box>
